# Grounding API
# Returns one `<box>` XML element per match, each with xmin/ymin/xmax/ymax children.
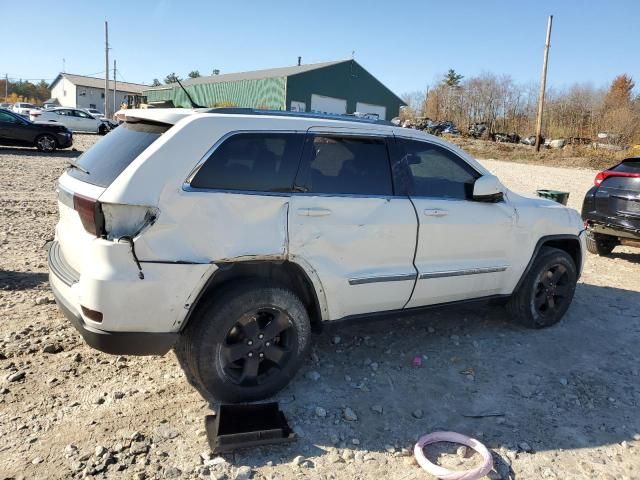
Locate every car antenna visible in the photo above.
<box><xmin>175</xmin><ymin>78</ymin><xmax>205</xmax><ymax>108</ymax></box>
<box><xmin>66</xmin><ymin>159</ymin><xmax>90</xmax><ymax>175</ymax></box>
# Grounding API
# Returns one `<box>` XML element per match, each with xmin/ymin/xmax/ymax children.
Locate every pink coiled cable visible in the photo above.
<box><xmin>414</xmin><ymin>431</ymin><xmax>494</xmax><ymax>480</ymax></box>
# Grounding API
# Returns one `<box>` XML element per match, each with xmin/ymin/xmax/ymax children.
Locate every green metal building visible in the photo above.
<box><xmin>144</xmin><ymin>60</ymin><xmax>406</xmax><ymax>121</ymax></box>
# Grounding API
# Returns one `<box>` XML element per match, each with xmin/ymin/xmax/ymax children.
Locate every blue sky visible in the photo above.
<box><xmin>4</xmin><ymin>0</ymin><xmax>638</xmax><ymax>94</ymax></box>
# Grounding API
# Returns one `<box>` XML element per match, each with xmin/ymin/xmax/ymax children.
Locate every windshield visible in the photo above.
<box><xmin>67</xmin><ymin>122</ymin><xmax>169</xmax><ymax>187</ymax></box>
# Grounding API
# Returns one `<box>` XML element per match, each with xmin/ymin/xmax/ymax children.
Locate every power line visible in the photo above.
<box><xmin>1</xmin><ymin>70</ymin><xmax>107</xmax><ymax>82</ymax></box>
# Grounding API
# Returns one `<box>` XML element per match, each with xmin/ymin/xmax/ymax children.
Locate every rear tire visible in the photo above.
<box><xmin>176</xmin><ymin>282</ymin><xmax>311</xmax><ymax>403</ymax></box>
<box><xmin>35</xmin><ymin>134</ymin><xmax>57</xmax><ymax>152</ymax></box>
<box><xmin>506</xmin><ymin>247</ymin><xmax>577</xmax><ymax>328</ymax></box>
<box><xmin>585</xmin><ymin>231</ymin><xmax>617</xmax><ymax>256</ymax></box>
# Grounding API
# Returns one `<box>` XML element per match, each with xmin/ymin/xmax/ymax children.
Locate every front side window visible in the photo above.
<box><xmin>74</xmin><ymin>110</ymin><xmax>92</xmax><ymax>118</ymax></box>
<box><xmin>298</xmin><ymin>135</ymin><xmax>392</xmax><ymax>195</ymax></box>
<box><xmin>394</xmin><ymin>139</ymin><xmax>479</xmax><ymax>199</ymax></box>
<box><xmin>190</xmin><ymin>133</ymin><xmax>305</xmax><ymax>192</ymax></box>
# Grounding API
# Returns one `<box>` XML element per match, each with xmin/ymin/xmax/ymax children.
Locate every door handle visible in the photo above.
<box><xmin>424</xmin><ymin>209</ymin><xmax>448</xmax><ymax>217</ymax></box>
<box><xmin>297</xmin><ymin>208</ymin><xmax>332</xmax><ymax>217</ymax></box>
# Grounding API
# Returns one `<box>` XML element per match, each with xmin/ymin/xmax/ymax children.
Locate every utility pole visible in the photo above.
<box><xmin>4</xmin><ymin>74</ymin><xmax>8</xmax><ymax>102</ymax></box>
<box><xmin>534</xmin><ymin>15</ymin><xmax>553</xmax><ymax>152</ymax></box>
<box><xmin>104</xmin><ymin>21</ymin><xmax>109</xmax><ymax>118</ymax></box>
<box><xmin>113</xmin><ymin>59</ymin><xmax>117</xmax><ymax>115</ymax></box>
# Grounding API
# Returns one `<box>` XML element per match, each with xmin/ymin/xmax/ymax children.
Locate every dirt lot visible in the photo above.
<box><xmin>448</xmin><ymin>136</ymin><xmax>630</xmax><ymax>172</ymax></box>
<box><xmin>1</xmin><ymin>135</ymin><xmax>639</xmax><ymax>480</ymax></box>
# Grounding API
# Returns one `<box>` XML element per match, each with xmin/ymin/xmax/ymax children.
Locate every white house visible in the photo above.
<box><xmin>48</xmin><ymin>73</ymin><xmax>147</xmax><ymax>114</ymax></box>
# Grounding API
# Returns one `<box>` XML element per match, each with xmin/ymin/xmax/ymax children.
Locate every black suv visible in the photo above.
<box><xmin>582</xmin><ymin>157</ymin><xmax>640</xmax><ymax>255</ymax></box>
<box><xmin>0</xmin><ymin>108</ymin><xmax>73</xmax><ymax>152</ymax></box>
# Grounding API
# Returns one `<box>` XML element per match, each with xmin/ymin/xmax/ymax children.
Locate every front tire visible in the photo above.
<box><xmin>35</xmin><ymin>134</ymin><xmax>57</xmax><ymax>152</ymax></box>
<box><xmin>176</xmin><ymin>282</ymin><xmax>311</xmax><ymax>403</ymax></box>
<box><xmin>506</xmin><ymin>247</ymin><xmax>577</xmax><ymax>328</ymax></box>
<box><xmin>585</xmin><ymin>231</ymin><xmax>617</xmax><ymax>256</ymax></box>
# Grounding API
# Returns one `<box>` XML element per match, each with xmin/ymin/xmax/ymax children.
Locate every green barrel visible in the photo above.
<box><xmin>536</xmin><ymin>189</ymin><xmax>570</xmax><ymax>205</ymax></box>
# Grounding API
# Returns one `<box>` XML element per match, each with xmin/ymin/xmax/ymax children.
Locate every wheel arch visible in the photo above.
<box><xmin>180</xmin><ymin>259</ymin><xmax>328</xmax><ymax>333</ymax></box>
<box><xmin>514</xmin><ymin>234</ymin><xmax>582</xmax><ymax>292</ymax></box>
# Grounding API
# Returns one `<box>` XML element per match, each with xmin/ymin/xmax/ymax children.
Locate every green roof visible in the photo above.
<box><xmin>146</xmin><ymin>60</ymin><xmax>347</xmax><ymax>90</ymax></box>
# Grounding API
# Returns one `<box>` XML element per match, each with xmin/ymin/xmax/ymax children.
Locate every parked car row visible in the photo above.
<box><xmin>0</xmin><ymin>108</ymin><xmax>73</xmax><ymax>152</ymax></box>
<box><xmin>30</xmin><ymin>107</ymin><xmax>112</xmax><ymax>134</ymax></box>
<box><xmin>3</xmin><ymin>102</ymin><xmax>113</xmax><ymax>130</ymax></box>
<box><xmin>0</xmin><ymin>102</ymin><xmax>121</xmax><ymax>151</ymax></box>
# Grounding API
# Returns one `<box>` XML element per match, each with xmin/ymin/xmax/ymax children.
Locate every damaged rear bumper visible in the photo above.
<box><xmin>586</xmin><ymin>220</ymin><xmax>640</xmax><ymax>241</ymax></box>
<box><xmin>50</xmin><ymin>277</ymin><xmax>178</xmax><ymax>355</ymax></box>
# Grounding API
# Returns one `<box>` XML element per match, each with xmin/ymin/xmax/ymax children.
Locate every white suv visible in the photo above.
<box><xmin>48</xmin><ymin>108</ymin><xmax>586</xmax><ymax>403</ymax></box>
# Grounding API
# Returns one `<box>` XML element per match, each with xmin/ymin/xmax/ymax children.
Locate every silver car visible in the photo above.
<box><xmin>30</xmin><ymin>107</ymin><xmax>108</xmax><ymax>134</ymax></box>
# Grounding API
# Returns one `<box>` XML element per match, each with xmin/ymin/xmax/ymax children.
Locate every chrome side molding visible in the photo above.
<box><xmin>419</xmin><ymin>265</ymin><xmax>509</xmax><ymax>280</ymax></box>
<box><xmin>348</xmin><ymin>273</ymin><xmax>417</xmax><ymax>286</ymax></box>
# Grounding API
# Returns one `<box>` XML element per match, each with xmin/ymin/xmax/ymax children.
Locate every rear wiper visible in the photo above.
<box><xmin>66</xmin><ymin>159</ymin><xmax>90</xmax><ymax>175</ymax></box>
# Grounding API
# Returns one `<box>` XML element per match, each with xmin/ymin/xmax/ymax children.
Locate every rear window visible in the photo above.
<box><xmin>612</xmin><ymin>158</ymin><xmax>640</xmax><ymax>173</ymax></box>
<box><xmin>67</xmin><ymin>122</ymin><xmax>168</xmax><ymax>187</ymax></box>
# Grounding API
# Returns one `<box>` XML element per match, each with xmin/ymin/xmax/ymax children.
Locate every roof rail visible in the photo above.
<box><xmin>197</xmin><ymin>107</ymin><xmax>394</xmax><ymax>126</ymax></box>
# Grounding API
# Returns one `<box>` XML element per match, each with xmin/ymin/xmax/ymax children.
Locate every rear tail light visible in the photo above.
<box><xmin>73</xmin><ymin>193</ymin><xmax>105</xmax><ymax>236</ymax></box>
<box><xmin>594</xmin><ymin>170</ymin><xmax>640</xmax><ymax>186</ymax></box>
<box><xmin>101</xmin><ymin>204</ymin><xmax>158</xmax><ymax>240</ymax></box>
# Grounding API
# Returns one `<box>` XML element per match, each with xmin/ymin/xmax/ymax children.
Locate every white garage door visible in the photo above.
<box><xmin>356</xmin><ymin>102</ymin><xmax>386</xmax><ymax>121</ymax></box>
<box><xmin>310</xmin><ymin>94</ymin><xmax>347</xmax><ymax>116</ymax></box>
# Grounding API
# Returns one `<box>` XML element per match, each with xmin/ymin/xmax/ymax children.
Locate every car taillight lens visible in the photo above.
<box><xmin>101</xmin><ymin>204</ymin><xmax>158</xmax><ymax>240</ymax></box>
<box><xmin>594</xmin><ymin>170</ymin><xmax>640</xmax><ymax>186</ymax></box>
<box><xmin>73</xmin><ymin>193</ymin><xmax>105</xmax><ymax>236</ymax></box>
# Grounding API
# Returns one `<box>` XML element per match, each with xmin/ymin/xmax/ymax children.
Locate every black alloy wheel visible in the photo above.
<box><xmin>35</xmin><ymin>134</ymin><xmax>57</xmax><ymax>152</ymax></box>
<box><xmin>175</xmin><ymin>282</ymin><xmax>311</xmax><ymax>403</ymax></box>
<box><xmin>506</xmin><ymin>246</ymin><xmax>577</xmax><ymax>328</ymax></box>
<box><xmin>219</xmin><ymin>307</ymin><xmax>295</xmax><ymax>386</ymax></box>
<box><xmin>532</xmin><ymin>263</ymin><xmax>571</xmax><ymax>316</ymax></box>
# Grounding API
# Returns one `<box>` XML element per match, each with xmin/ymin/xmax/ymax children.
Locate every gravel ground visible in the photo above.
<box><xmin>1</xmin><ymin>135</ymin><xmax>639</xmax><ymax>480</ymax></box>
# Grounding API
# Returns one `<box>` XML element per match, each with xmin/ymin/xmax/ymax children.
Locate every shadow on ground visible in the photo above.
<box><xmin>609</xmin><ymin>250</ymin><xmax>640</xmax><ymax>264</ymax></box>
<box><xmin>0</xmin><ymin>270</ymin><xmax>48</xmax><ymax>290</ymax></box>
<box><xmin>195</xmin><ymin>282</ymin><xmax>639</xmax><ymax>473</ymax></box>
<box><xmin>0</xmin><ymin>146</ymin><xmax>82</xmax><ymax>157</ymax></box>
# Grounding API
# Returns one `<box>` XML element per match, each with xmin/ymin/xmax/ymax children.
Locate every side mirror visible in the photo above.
<box><xmin>473</xmin><ymin>174</ymin><xmax>505</xmax><ymax>202</ymax></box>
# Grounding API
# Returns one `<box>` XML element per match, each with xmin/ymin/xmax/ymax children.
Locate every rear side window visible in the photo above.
<box><xmin>190</xmin><ymin>133</ymin><xmax>305</xmax><ymax>192</ymax></box>
<box><xmin>67</xmin><ymin>122</ymin><xmax>168</xmax><ymax>187</ymax></box>
<box><xmin>298</xmin><ymin>135</ymin><xmax>392</xmax><ymax>195</ymax></box>
<box><xmin>394</xmin><ymin>139</ymin><xmax>479</xmax><ymax>199</ymax></box>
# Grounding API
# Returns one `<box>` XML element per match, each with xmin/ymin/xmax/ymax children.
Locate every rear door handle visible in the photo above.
<box><xmin>424</xmin><ymin>209</ymin><xmax>448</xmax><ymax>217</ymax></box>
<box><xmin>297</xmin><ymin>208</ymin><xmax>332</xmax><ymax>217</ymax></box>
